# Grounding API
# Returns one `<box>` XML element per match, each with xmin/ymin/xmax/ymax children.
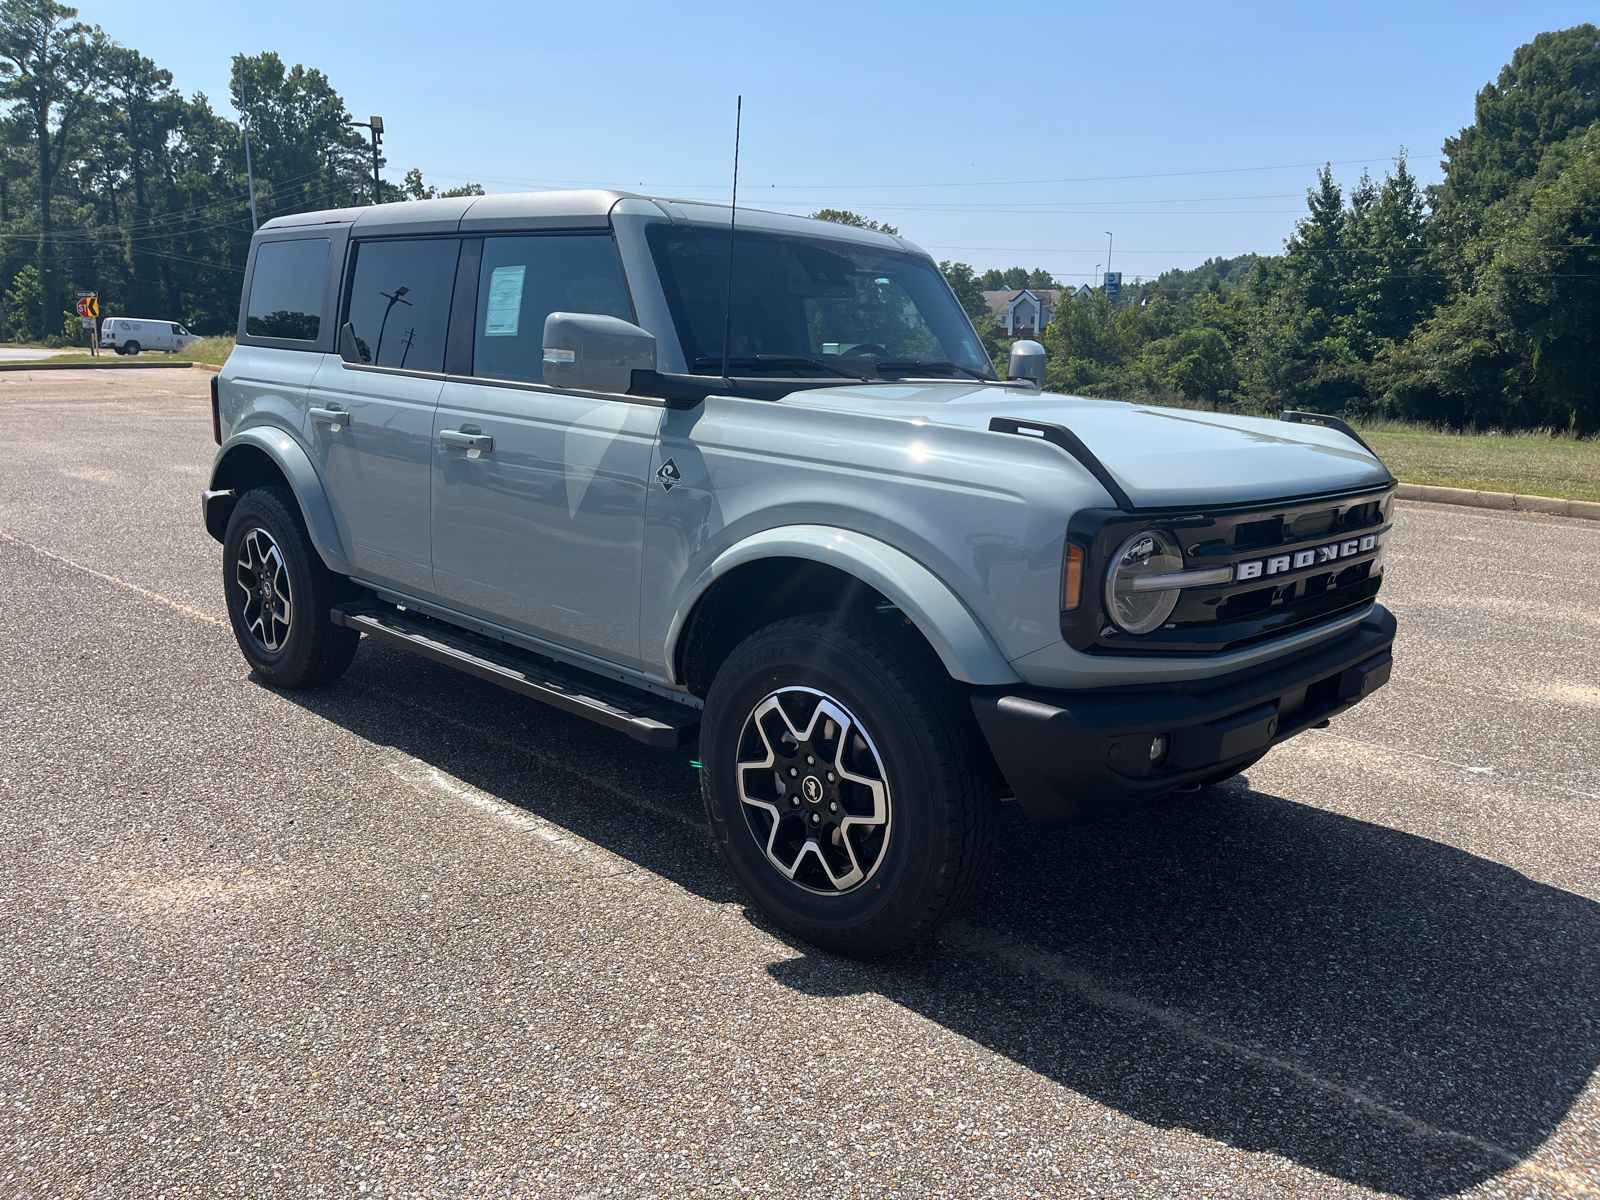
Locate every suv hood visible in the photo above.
<box><xmin>780</xmin><ymin>383</ymin><xmax>1394</xmax><ymax>508</ymax></box>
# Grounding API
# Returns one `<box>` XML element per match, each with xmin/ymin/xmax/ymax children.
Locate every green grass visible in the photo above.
<box><xmin>36</xmin><ymin>335</ymin><xmax>233</xmax><ymax>367</ymax></box>
<box><xmin>172</xmin><ymin>335</ymin><xmax>233</xmax><ymax>365</ymax></box>
<box><xmin>1356</xmin><ymin>423</ymin><xmax>1600</xmax><ymax>503</ymax></box>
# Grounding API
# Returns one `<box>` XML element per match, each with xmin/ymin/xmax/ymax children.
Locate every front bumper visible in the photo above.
<box><xmin>972</xmin><ymin>605</ymin><xmax>1396</xmax><ymax>826</ymax></box>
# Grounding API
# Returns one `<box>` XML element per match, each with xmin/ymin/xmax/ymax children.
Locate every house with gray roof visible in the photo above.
<box><xmin>982</xmin><ymin>288</ymin><xmax>1062</xmax><ymax>337</ymax></box>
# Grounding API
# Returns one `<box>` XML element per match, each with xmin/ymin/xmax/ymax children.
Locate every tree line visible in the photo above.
<box><xmin>0</xmin><ymin>4</ymin><xmax>1591</xmax><ymax>432</ymax></box>
<box><xmin>0</xmin><ymin>0</ymin><xmax>476</xmax><ymax>344</ymax></box>
<box><xmin>933</xmin><ymin>26</ymin><xmax>1599</xmax><ymax>434</ymax></box>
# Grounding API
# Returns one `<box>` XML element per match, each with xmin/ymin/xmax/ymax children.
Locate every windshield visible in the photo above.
<box><xmin>646</xmin><ymin>224</ymin><xmax>993</xmax><ymax>379</ymax></box>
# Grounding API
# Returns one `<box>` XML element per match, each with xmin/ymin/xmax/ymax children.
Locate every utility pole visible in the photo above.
<box><xmin>1105</xmin><ymin>231</ymin><xmax>1114</xmax><ymax>285</ymax></box>
<box><xmin>350</xmin><ymin>115</ymin><xmax>384</xmax><ymax>204</ymax></box>
<box><xmin>242</xmin><ymin>114</ymin><xmax>259</xmax><ymax>231</ymax></box>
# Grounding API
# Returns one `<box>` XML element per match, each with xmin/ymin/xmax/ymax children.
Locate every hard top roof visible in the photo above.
<box><xmin>256</xmin><ymin>188</ymin><xmax>926</xmax><ymax>256</ymax></box>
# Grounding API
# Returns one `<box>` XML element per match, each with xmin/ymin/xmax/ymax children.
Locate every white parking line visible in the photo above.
<box><xmin>0</xmin><ymin>529</ymin><xmax>225</xmax><ymax>626</ymax></box>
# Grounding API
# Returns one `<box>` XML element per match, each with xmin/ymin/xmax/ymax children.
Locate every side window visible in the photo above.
<box><xmin>245</xmin><ymin>238</ymin><xmax>330</xmax><ymax>341</ymax></box>
<box><xmin>472</xmin><ymin>234</ymin><xmax>631</xmax><ymax>384</ymax></box>
<box><xmin>171</xmin><ymin>324</ymin><xmax>181</xmax><ymax>334</ymax></box>
<box><xmin>344</xmin><ymin>237</ymin><xmax>460</xmax><ymax>373</ymax></box>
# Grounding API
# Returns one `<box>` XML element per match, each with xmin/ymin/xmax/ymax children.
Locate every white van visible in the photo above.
<box><xmin>99</xmin><ymin>318</ymin><xmax>202</xmax><ymax>355</ymax></box>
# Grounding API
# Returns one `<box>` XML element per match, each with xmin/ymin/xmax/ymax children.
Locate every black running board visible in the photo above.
<box><xmin>331</xmin><ymin>601</ymin><xmax>699</xmax><ymax>748</ymax></box>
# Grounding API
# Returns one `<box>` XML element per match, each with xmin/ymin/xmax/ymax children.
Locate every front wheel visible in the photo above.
<box><xmin>701</xmin><ymin>614</ymin><xmax>999</xmax><ymax>956</ymax></box>
<box><xmin>222</xmin><ymin>486</ymin><xmax>359</xmax><ymax>688</ymax></box>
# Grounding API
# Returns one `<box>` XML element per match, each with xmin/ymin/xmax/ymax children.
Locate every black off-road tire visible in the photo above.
<box><xmin>700</xmin><ymin>613</ymin><xmax>1000</xmax><ymax>956</ymax></box>
<box><xmin>222</xmin><ymin>486</ymin><xmax>360</xmax><ymax>688</ymax></box>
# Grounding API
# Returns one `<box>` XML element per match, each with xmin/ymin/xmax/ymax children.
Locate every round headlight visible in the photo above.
<box><xmin>1105</xmin><ymin>529</ymin><xmax>1184</xmax><ymax>634</ymax></box>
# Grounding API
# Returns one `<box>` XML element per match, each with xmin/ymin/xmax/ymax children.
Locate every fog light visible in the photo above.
<box><xmin>1150</xmin><ymin>734</ymin><xmax>1170</xmax><ymax>766</ymax></box>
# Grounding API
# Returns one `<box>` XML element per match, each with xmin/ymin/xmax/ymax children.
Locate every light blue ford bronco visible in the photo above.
<box><xmin>203</xmin><ymin>191</ymin><xmax>1397</xmax><ymax>954</ymax></box>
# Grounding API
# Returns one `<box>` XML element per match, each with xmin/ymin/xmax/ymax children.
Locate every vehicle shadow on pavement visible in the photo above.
<box><xmin>280</xmin><ymin>643</ymin><xmax>1599</xmax><ymax>1200</ymax></box>
<box><xmin>773</xmin><ymin>785</ymin><xmax>1600</xmax><ymax>1200</ymax></box>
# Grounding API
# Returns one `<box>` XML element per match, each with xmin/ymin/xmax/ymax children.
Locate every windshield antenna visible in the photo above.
<box><xmin>720</xmin><ymin>95</ymin><xmax>742</xmax><ymax>384</ymax></box>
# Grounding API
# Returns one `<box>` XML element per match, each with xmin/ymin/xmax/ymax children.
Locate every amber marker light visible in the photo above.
<box><xmin>1061</xmin><ymin>544</ymin><xmax>1084</xmax><ymax>610</ymax></box>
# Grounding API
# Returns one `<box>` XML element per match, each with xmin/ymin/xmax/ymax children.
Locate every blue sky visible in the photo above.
<box><xmin>102</xmin><ymin>1</ymin><xmax>1595</xmax><ymax>285</ymax></box>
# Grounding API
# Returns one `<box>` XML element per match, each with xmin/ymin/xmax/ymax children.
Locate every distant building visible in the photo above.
<box><xmin>983</xmin><ymin>288</ymin><xmax>1061</xmax><ymax>337</ymax></box>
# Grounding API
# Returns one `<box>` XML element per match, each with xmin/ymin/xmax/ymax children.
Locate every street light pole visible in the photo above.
<box><xmin>349</xmin><ymin>115</ymin><xmax>385</xmax><ymax>204</ymax></box>
<box><xmin>1105</xmin><ymin>231</ymin><xmax>1113</xmax><ymax>287</ymax></box>
<box><xmin>375</xmin><ymin>286</ymin><xmax>411</xmax><ymax>363</ymax></box>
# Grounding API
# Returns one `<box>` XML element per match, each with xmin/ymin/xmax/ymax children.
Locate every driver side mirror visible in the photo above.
<box><xmin>1008</xmin><ymin>339</ymin><xmax>1046</xmax><ymax>390</ymax></box>
<box><xmin>543</xmin><ymin>312</ymin><xmax>656</xmax><ymax>394</ymax></box>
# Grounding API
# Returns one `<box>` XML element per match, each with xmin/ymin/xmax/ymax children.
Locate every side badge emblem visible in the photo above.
<box><xmin>657</xmin><ymin>459</ymin><xmax>681</xmax><ymax>492</ymax></box>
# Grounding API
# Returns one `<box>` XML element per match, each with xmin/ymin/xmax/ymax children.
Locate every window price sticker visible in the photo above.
<box><xmin>484</xmin><ymin>265</ymin><xmax>525</xmax><ymax>337</ymax></box>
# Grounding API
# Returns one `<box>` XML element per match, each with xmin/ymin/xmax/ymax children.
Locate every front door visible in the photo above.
<box><xmin>306</xmin><ymin>235</ymin><xmax>460</xmax><ymax>597</ymax></box>
<box><xmin>429</xmin><ymin>231</ymin><xmax>656</xmax><ymax>668</ymax></box>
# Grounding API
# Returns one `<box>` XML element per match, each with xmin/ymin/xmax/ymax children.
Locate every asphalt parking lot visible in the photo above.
<box><xmin>1</xmin><ymin>369</ymin><xmax>1597</xmax><ymax>1199</ymax></box>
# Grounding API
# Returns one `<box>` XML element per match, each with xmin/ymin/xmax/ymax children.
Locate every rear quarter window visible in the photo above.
<box><xmin>246</xmin><ymin>238</ymin><xmax>330</xmax><ymax>341</ymax></box>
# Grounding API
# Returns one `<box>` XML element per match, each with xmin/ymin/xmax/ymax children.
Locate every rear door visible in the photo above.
<box><xmin>430</xmin><ymin>231</ymin><xmax>659</xmax><ymax>668</ymax></box>
<box><xmin>306</xmin><ymin>235</ymin><xmax>460</xmax><ymax>597</ymax></box>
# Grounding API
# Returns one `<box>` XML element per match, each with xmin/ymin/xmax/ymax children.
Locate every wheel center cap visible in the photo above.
<box><xmin>801</xmin><ymin>775</ymin><xmax>824</xmax><ymax>804</ymax></box>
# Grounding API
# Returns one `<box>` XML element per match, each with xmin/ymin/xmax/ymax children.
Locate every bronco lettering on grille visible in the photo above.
<box><xmin>1234</xmin><ymin>533</ymin><xmax>1378</xmax><ymax>582</ymax></box>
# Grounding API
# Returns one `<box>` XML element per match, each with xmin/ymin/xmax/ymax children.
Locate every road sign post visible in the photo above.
<box><xmin>75</xmin><ymin>292</ymin><xmax>98</xmax><ymax>355</ymax></box>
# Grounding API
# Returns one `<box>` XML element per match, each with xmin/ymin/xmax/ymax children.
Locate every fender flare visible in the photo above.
<box><xmin>207</xmin><ymin>427</ymin><xmax>351</xmax><ymax>573</ymax></box>
<box><xmin>673</xmin><ymin>525</ymin><xmax>1020</xmax><ymax>686</ymax></box>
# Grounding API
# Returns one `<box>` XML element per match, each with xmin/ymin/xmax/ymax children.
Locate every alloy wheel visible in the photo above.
<box><xmin>235</xmin><ymin>526</ymin><xmax>293</xmax><ymax>653</ymax></box>
<box><xmin>736</xmin><ymin>686</ymin><xmax>892</xmax><ymax>894</ymax></box>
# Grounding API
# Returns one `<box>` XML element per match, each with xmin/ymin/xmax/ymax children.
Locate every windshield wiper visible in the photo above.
<box><xmin>873</xmin><ymin>360</ymin><xmax>995</xmax><ymax>382</ymax></box>
<box><xmin>691</xmin><ymin>355</ymin><xmax>874</xmax><ymax>381</ymax></box>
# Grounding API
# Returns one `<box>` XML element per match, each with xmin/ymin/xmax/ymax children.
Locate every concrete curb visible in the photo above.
<box><xmin>0</xmin><ymin>359</ymin><xmax>204</xmax><ymax>371</ymax></box>
<box><xmin>1396</xmin><ymin>482</ymin><xmax>1600</xmax><ymax>522</ymax></box>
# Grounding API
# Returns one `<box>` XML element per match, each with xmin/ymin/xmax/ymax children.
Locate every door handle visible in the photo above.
<box><xmin>439</xmin><ymin>428</ymin><xmax>493</xmax><ymax>458</ymax></box>
<box><xmin>309</xmin><ymin>406</ymin><xmax>349</xmax><ymax>431</ymax></box>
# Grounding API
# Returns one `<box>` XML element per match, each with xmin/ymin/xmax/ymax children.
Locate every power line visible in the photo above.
<box><xmin>863</xmin><ymin>208</ymin><xmax>1309</xmax><ymax>216</ymax></box>
<box><xmin>22</xmin><ymin>160</ymin><xmax>350</xmax><ymax>243</ymax></box>
<box><xmin>826</xmin><ymin>192</ymin><xmax>1310</xmax><ymax>207</ymax></box>
<box><xmin>417</xmin><ymin>153</ymin><xmax>1424</xmax><ymax>194</ymax></box>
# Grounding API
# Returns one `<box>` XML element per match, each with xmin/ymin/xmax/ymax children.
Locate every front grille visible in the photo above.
<box><xmin>1062</xmin><ymin>486</ymin><xmax>1394</xmax><ymax>655</ymax></box>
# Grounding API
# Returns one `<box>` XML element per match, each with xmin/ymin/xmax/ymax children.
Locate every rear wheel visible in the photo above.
<box><xmin>701</xmin><ymin>613</ymin><xmax>998</xmax><ymax>956</ymax></box>
<box><xmin>123</xmin><ymin>341</ymin><xmax>140</xmax><ymax>355</ymax></box>
<box><xmin>222</xmin><ymin>486</ymin><xmax>359</xmax><ymax>688</ymax></box>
